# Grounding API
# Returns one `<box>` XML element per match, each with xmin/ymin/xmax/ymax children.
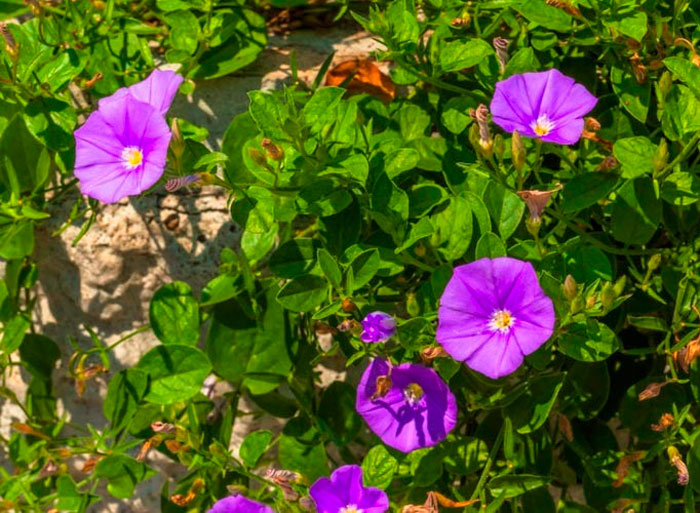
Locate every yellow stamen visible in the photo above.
<box><xmin>121</xmin><ymin>146</ymin><xmax>143</xmax><ymax>169</ymax></box>
<box><xmin>489</xmin><ymin>309</ymin><xmax>515</xmax><ymax>333</ymax></box>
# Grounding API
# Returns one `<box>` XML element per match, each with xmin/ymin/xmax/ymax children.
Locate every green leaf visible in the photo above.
<box><xmin>561</xmin><ymin>362</ymin><xmax>609</xmax><ymax>420</ymax></box>
<box><xmin>317</xmin><ymin>248</ymin><xmax>342</xmax><ymax>288</ymax></box>
<box><xmin>241</xmin><ymin>198</ymin><xmax>279</xmax><ymax>262</ymax></box>
<box><xmin>606</xmin><ymin>12</ymin><xmax>647</xmax><ymax>42</ymax></box>
<box><xmin>276</xmin><ymin>274</ymin><xmax>329</xmax><ymax>312</ymax></box>
<box><xmin>662</xmin><ymin>85</ymin><xmax>700</xmax><ymax>141</ymax></box>
<box><xmin>558</xmin><ymin>319</ymin><xmax>620</xmax><ymax>362</ymax></box>
<box><xmin>431</xmin><ymin>194</ymin><xmax>473</xmax><ymax>260</ymax></box>
<box><xmin>269</xmin><ymin>238</ymin><xmax>318</xmax><ymax>278</ymax></box>
<box><xmin>0</xmin><ymin>115</ymin><xmax>50</xmax><ymax>193</ymax></box>
<box><xmin>137</xmin><ymin>345</ymin><xmax>212</xmax><ymax>404</ymax></box>
<box><xmin>475</xmin><ymin>232</ymin><xmax>507</xmax><ymax>259</ymax></box>
<box><xmin>149</xmin><ymin>282</ymin><xmax>199</xmax><ymax>346</ymax></box>
<box><xmin>398</xmin><ymin>104</ymin><xmax>431</xmax><ymax>141</ymax></box>
<box><xmin>610</xmin><ymin>176</ymin><xmax>661</xmax><ymax>245</ymax></box>
<box><xmin>1</xmin><ymin>314</ymin><xmax>30</xmax><ymax>353</ymax></box>
<box><xmin>440</xmin><ymin>39</ymin><xmax>494</xmax><ymax>73</ymax></box>
<box><xmin>302</xmin><ymin>87</ymin><xmax>346</xmax><ymax>134</ymax></box>
<box><xmin>488</xmin><ymin>474</ymin><xmax>551</xmax><ymax>499</ymax></box>
<box><xmin>188</xmin><ymin>10</ymin><xmax>267</xmax><ymax>79</ymax></box>
<box><xmin>665</xmin><ymin>57</ymin><xmax>700</xmax><ymax>99</ymax></box>
<box><xmin>560</xmin><ymin>172</ymin><xmax>618</xmax><ymax>212</ymax></box>
<box><xmin>0</xmin><ymin>220</ymin><xmax>35</xmax><ymax>260</ymax></box>
<box><xmin>348</xmin><ymin>249</ymin><xmax>380</xmax><ymax>291</ymax></box>
<box><xmin>387</xmin><ymin>1</ymin><xmax>419</xmax><ymax>48</ymax></box>
<box><xmin>442</xmin><ymin>436</ymin><xmax>488</xmax><ymax>476</ymax></box>
<box><xmin>563</xmin><ymin>244</ymin><xmax>612</xmax><ymax>283</ymax></box>
<box><xmin>484</xmin><ymin>182</ymin><xmax>525</xmax><ymax>240</ymax></box>
<box><xmin>385</xmin><ymin>148</ymin><xmax>420</xmax><ymax>179</ymax></box>
<box><xmin>278</xmin><ymin>434</ymin><xmax>329</xmax><ymax>482</ymax></box>
<box><xmin>611</xmin><ymin>65</ymin><xmax>650</xmax><ymax>122</ymax></box>
<box><xmin>35</xmin><ymin>49</ymin><xmax>86</xmax><ymax>92</ymax></box>
<box><xmin>661</xmin><ymin>172</ymin><xmax>700</xmax><ymax>206</ymax></box>
<box><xmin>23</xmin><ymin>98</ymin><xmax>77</xmax><ymax>151</ymax></box>
<box><xmin>240</xmin><ymin>430</ymin><xmax>273</xmax><ymax>468</ymax></box>
<box><xmin>441</xmin><ymin>97</ymin><xmax>477</xmax><ymax>134</ymax></box>
<box><xmin>200</xmin><ymin>274</ymin><xmax>240</xmax><ymax>306</ymax></box>
<box><xmin>247</xmin><ymin>91</ymin><xmax>287</xmax><ymax>140</ymax></box>
<box><xmin>506</xmin><ymin>373</ymin><xmax>565</xmax><ymax>434</ymax></box>
<box><xmin>165</xmin><ymin>10</ymin><xmax>201</xmax><ymax>54</ymax></box>
<box><xmin>516</xmin><ymin>0</ymin><xmax>572</xmax><ymax>32</ymax></box>
<box><xmin>395</xmin><ymin>217</ymin><xmax>434</xmax><ymax>253</ymax></box>
<box><xmin>318</xmin><ymin>381</ymin><xmax>362</xmax><ymax>445</ymax></box>
<box><xmin>613</xmin><ymin>137</ymin><xmax>656</xmax><ymax>179</ymax></box>
<box><xmin>371</xmin><ymin>172</ymin><xmax>409</xmax><ymax>243</ymax></box>
<box><xmin>95</xmin><ymin>455</ymin><xmax>155</xmax><ymax>499</ymax></box>
<box><xmin>19</xmin><ymin>334</ymin><xmax>59</xmax><ymax>378</ymax></box>
<box><xmin>103</xmin><ymin>369</ymin><xmax>148</xmax><ymax>431</ymax></box>
<box><xmin>361</xmin><ymin>445</ymin><xmax>398</xmax><ymax>489</ymax></box>
<box><xmin>504</xmin><ymin>47</ymin><xmax>541</xmax><ymax>76</ymax></box>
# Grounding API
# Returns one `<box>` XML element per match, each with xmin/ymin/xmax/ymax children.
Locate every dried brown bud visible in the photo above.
<box><xmin>584</xmin><ymin>117</ymin><xmax>601</xmax><ymax>131</ymax></box>
<box><xmin>638</xmin><ymin>381</ymin><xmax>669</xmax><ymax>401</ymax></box>
<box><xmin>629</xmin><ymin>53</ymin><xmax>647</xmax><ymax>84</ymax></box>
<box><xmin>612</xmin><ymin>452</ymin><xmax>645</xmax><ymax>487</ymax></box>
<box><xmin>137</xmin><ymin>435</ymin><xmax>162</xmax><ymax>462</ymax></box>
<box><xmin>261</xmin><ymin>138</ymin><xmax>284</xmax><ymax>161</ymax></box>
<box><xmin>151</xmin><ymin>421</ymin><xmax>177</xmax><ymax>434</ymax></box>
<box><xmin>11</xmin><ymin>422</ymin><xmax>50</xmax><ymax>441</ymax></box>
<box><xmin>673</xmin><ymin>337</ymin><xmax>700</xmax><ymax>373</ymax></box>
<box><xmin>371</xmin><ymin>374</ymin><xmax>392</xmax><ymax>400</ymax></box>
<box><xmin>674</xmin><ymin>38</ymin><xmax>700</xmax><ymax>68</ymax></box>
<box><xmin>558</xmin><ymin>413</ymin><xmax>574</xmax><ymax>442</ymax></box>
<box><xmin>420</xmin><ymin>346</ymin><xmax>449</xmax><ymax>364</ymax></box>
<box><xmin>248</xmin><ymin>147</ymin><xmax>269</xmax><ymax>167</ymax></box>
<box><xmin>39</xmin><ymin>461</ymin><xmax>60</xmax><ymax>478</ymax></box>
<box><xmin>597</xmin><ymin>155</ymin><xmax>619</xmax><ymax>171</ymax></box>
<box><xmin>492</xmin><ymin>37</ymin><xmax>509</xmax><ymax>74</ymax></box>
<box><xmin>266</xmin><ymin>469</ymin><xmax>300</xmax><ymax>501</ymax></box>
<box><xmin>0</xmin><ymin>23</ymin><xmax>18</xmax><ymax>58</ymax></box>
<box><xmin>337</xmin><ymin>319</ymin><xmax>359</xmax><ymax>332</ymax></box>
<box><xmin>341</xmin><ymin>297</ymin><xmax>357</xmax><ymax>312</ymax></box>
<box><xmin>668</xmin><ymin>446</ymin><xmax>689</xmax><ymax>485</ymax></box>
<box><xmin>299</xmin><ymin>497</ymin><xmax>315</xmax><ymax>510</ymax></box>
<box><xmin>517</xmin><ymin>184</ymin><xmax>562</xmax><ymax>222</ymax></box>
<box><xmin>651</xmin><ymin>413</ymin><xmax>674</xmax><ymax>432</ymax></box>
<box><xmin>545</xmin><ymin>0</ymin><xmax>581</xmax><ymax>17</ymax></box>
<box><xmin>84</xmin><ymin>73</ymin><xmax>103</xmax><ymax>89</ymax></box>
<box><xmin>81</xmin><ymin>457</ymin><xmax>100</xmax><ymax>474</ymax></box>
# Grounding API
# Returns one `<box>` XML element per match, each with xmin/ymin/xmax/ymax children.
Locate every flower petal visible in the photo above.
<box><xmin>99</xmin><ymin>69</ymin><xmax>183</xmax><ymax>116</ymax></box>
<box><xmin>542</xmin><ymin>117</ymin><xmax>585</xmax><ymax>145</ymax></box>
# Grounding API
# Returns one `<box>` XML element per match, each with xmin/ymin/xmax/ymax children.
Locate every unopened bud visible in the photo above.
<box><xmin>406</xmin><ymin>292</ymin><xmax>420</xmax><ymax>317</ymax></box>
<box><xmin>525</xmin><ymin>216</ymin><xmax>541</xmax><ymax>238</ymax></box>
<box><xmin>613</xmin><ymin>275</ymin><xmax>627</xmax><ymax>297</ymax></box>
<box><xmin>600</xmin><ymin>282</ymin><xmax>615</xmax><ymax>310</ymax></box>
<box><xmin>658</xmin><ymin>71</ymin><xmax>673</xmax><ymax>101</ymax></box>
<box><xmin>638</xmin><ymin>381</ymin><xmax>668</xmax><ymax>401</ymax></box>
<box><xmin>648</xmin><ymin>254</ymin><xmax>662</xmax><ymax>272</ymax></box>
<box><xmin>493</xmin><ymin>134</ymin><xmax>505</xmax><ymax>161</ymax></box>
<box><xmin>248</xmin><ymin>147</ymin><xmax>269</xmax><ymax>167</ymax></box>
<box><xmin>170</xmin><ymin>119</ymin><xmax>185</xmax><ymax>159</ymax></box>
<box><xmin>0</xmin><ymin>23</ymin><xmax>18</xmax><ymax>59</ymax></box>
<box><xmin>667</xmin><ymin>446</ymin><xmax>689</xmax><ymax>485</ymax></box>
<box><xmin>261</xmin><ymin>138</ymin><xmax>284</xmax><ymax>161</ymax></box>
<box><xmin>469</xmin><ymin>105</ymin><xmax>493</xmax><ymax>157</ymax></box>
<box><xmin>493</xmin><ymin>37</ymin><xmax>509</xmax><ymax>74</ymax></box>
<box><xmin>512</xmin><ymin>131</ymin><xmax>526</xmax><ymax>172</ymax></box>
<box><xmin>562</xmin><ymin>275</ymin><xmax>578</xmax><ymax>300</ymax></box>
<box><xmin>570</xmin><ymin>295</ymin><xmax>584</xmax><ymax>314</ymax></box>
<box><xmin>653</xmin><ymin>138</ymin><xmax>669</xmax><ymax>173</ymax></box>
<box><xmin>341</xmin><ymin>298</ymin><xmax>357</xmax><ymax>312</ymax></box>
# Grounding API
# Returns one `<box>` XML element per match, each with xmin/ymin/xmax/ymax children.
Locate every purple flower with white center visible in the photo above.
<box><xmin>355</xmin><ymin>359</ymin><xmax>457</xmax><ymax>453</ymax></box>
<box><xmin>361</xmin><ymin>312</ymin><xmax>396</xmax><ymax>343</ymax></box>
<box><xmin>208</xmin><ymin>494</ymin><xmax>273</xmax><ymax>513</ymax></box>
<box><xmin>309</xmin><ymin>465</ymin><xmax>389</xmax><ymax>513</ymax></box>
<box><xmin>490</xmin><ymin>69</ymin><xmax>597</xmax><ymax>145</ymax></box>
<box><xmin>74</xmin><ymin>70</ymin><xmax>183</xmax><ymax>204</ymax></box>
<box><xmin>436</xmin><ymin>257</ymin><xmax>555</xmax><ymax>380</ymax></box>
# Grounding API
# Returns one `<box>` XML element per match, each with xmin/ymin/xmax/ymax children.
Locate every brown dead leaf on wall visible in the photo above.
<box><xmin>326</xmin><ymin>58</ymin><xmax>395</xmax><ymax>102</ymax></box>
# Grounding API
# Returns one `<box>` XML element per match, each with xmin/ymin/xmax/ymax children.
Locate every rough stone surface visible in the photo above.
<box><xmin>0</xmin><ymin>26</ymin><xmax>385</xmax><ymax>512</ymax></box>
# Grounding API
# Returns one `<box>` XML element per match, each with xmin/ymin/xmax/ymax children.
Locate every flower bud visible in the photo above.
<box><xmin>0</xmin><ymin>23</ymin><xmax>18</xmax><ymax>60</ymax></box>
<box><xmin>658</xmin><ymin>71</ymin><xmax>673</xmax><ymax>103</ymax></box>
<box><xmin>570</xmin><ymin>295</ymin><xmax>584</xmax><ymax>314</ymax></box>
<box><xmin>492</xmin><ymin>37</ymin><xmax>509</xmax><ymax>74</ymax></box>
<box><xmin>653</xmin><ymin>138</ymin><xmax>669</xmax><ymax>173</ymax></box>
<box><xmin>493</xmin><ymin>133</ymin><xmax>505</xmax><ymax>161</ymax></box>
<box><xmin>341</xmin><ymin>297</ymin><xmax>357</xmax><ymax>312</ymax></box>
<box><xmin>647</xmin><ymin>254</ymin><xmax>662</xmax><ymax>272</ymax></box>
<box><xmin>406</xmin><ymin>292</ymin><xmax>420</xmax><ymax>317</ymax></box>
<box><xmin>170</xmin><ymin>118</ymin><xmax>185</xmax><ymax>160</ymax></box>
<box><xmin>512</xmin><ymin>131</ymin><xmax>526</xmax><ymax>172</ymax></box>
<box><xmin>613</xmin><ymin>275</ymin><xmax>627</xmax><ymax>297</ymax></box>
<box><xmin>562</xmin><ymin>274</ymin><xmax>578</xmax><ymax>300</ymax></box>
<box><xmin>525</xmin><ymin>216</ymin><xmax>541</xmax><ymax>238</ymax></box>
<box><xmin>469</xmin><ymin>105</ymin><xmax>493</xmax><ymax>158</ymax></box>
<box><xmin>600</xmin><ymin>281</ymin><xmax>615</xmax><ymax>310</ymax></box>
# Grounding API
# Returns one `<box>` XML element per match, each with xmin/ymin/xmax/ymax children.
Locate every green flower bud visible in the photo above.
<box><xmin>562</xmin><ymin>274</ymin><xmax>578</xmax><ymax>301</ymax></box>
<box><xmin>512</xmin><ymin>131</ymin><xmax>526</xmax><ymax>172</ymax></box>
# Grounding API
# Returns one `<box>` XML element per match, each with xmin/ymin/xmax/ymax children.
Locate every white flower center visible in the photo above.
<box><xmin>489</xmin><ymin>309</ymin><xmax>515</xmax><ymax>333</ymax></box>
<box><xmin>530</xmin><ymin>114</ymin><xmax>555</xmax><ymax>137</ymax></box>
<box><xmin>121</xmin><ymin>146</ymin><xmax>143</xmax><ymax>169</ymax></box>
<box><xmin>340</xmin><ymin>506</ymin><xmax>362</xmax><ymax>513</ymax></box>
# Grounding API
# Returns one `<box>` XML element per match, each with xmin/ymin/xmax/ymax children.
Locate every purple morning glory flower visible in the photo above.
<box><xmin>436</xmin><ymin>257</ymin><xmax>555</xmax><ymax>380</ymax></box>
<box><xmin>98</xmin><ymin>69</ymin><xmax>184</xmax><ymax>116</ymax></box>
<box><xmin>361</xmin><ymin>312</ymin><xmax>396</xmax><ymax>343</ymax></box>
<box><xmin>309</xmin><ymin>465</ymin><xmax>389</xmax><ymax>513</ymax></box>
<box><xmin>490</xmin><ymin>69</ymin><xmax>597</xmax><ymax>145</ymax></box>
<box><xmin>74</xmin><ymin>70</ymin><xmax>183</xmax><ymax>204</ymax></box>
<box><xmin>355</xmin><ymin>359</ymin><xmax>457</xmax><ymax>453</ymax></box>
<box><xmin>208</xmin><ymin>494</ymin><xmax>273</xmax><ymax>513</ymax></box>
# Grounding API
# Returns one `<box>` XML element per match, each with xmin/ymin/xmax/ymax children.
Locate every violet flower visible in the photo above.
<box><xmin>436</xmin><ymin>257</ymin><xmax>555</xmax><ymax>379</ymax></box>
<box><xmin>361</xmin><ymin>312</ymin><xmax>396</xmax><ymax>343</ymax></box>
<box><xmin>356</xmin><ymin>359</ymin><xmax>457</xmax><ymax>453</ymax></box>
<box><xmin>74</xmin><ymin>70</ymin><xmax>183</xmax><ymax>203</ymax></box>
<box><xmin>490</xmin><ymin>69</ymin><xmax>597</xmax><ymax>145</ymax></box>
<box><xmin>208</xmin><ymin>494</ymin><xmax>273</xmax><ymax>513</ymax></box>
<box><xmin>309</xmin><ymin>465</ymin><xmax>389</xmax><ymax>513</ymax></box>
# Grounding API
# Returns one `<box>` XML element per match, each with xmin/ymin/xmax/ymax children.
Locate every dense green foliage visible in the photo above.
<box><xmin>3</xmin><ymin>0</ymin><xmax>700</xmax><ymax>511</ymax></box>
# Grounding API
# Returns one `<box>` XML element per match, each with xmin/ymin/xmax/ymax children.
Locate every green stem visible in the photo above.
<box><xmin>470</xmin><ymin>422</ymin><xmax>504</xmax><ymax>500</ymax></box>
<box><xmin>658</xmin><ymin>131</ymin><xmax>700</xmax><ymax>180</ymax></box>
<box><xmin>532</xmin><ymin>139</ymin><xmax>544</xmax><ymax>184</ymax></box>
